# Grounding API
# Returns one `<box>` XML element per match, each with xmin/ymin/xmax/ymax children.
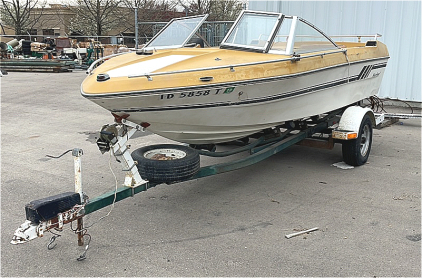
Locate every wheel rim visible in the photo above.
<box><xmin>360</xmin><ymin>124</ymin><xmax>371</xmax><ymax>156</ymax></box>
<box><xmin>144</xmin><ymin>148</ymin><xmax>187</xmax><ymax>160</ymax></box>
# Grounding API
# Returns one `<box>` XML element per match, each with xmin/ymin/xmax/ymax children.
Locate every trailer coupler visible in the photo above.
<box><xmin>11</xmin><ymin>220</ymin><xmax>44</xmax><ymax>244</ymax></box>
<box><xmin>11</xmin><ymin>202</ymin><xmax>84</xmax><ymax>245</ymax></box>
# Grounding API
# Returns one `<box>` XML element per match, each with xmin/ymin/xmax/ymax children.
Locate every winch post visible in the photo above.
<box><xmin>72</xmin><ymin>148</ymin><xmax>84</xmax><ymax>246</ymax></box>
<box><xmin>114</xmin><ymin>119</ymin><xmax>148</xmax><ymax>187</ymax></box>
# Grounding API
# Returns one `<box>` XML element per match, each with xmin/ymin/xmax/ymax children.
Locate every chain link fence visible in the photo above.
<box><xmin>137</xmin><ymin>21</ymin><xmax>234</xmax><ymax>47</ymax></box>
<box><xmin>1</xmin><ymin>20</ymin><xmax>235</xmax><ymax>61</ymax></box>
<box><xmin>1</xmin><ymin>21</ymin><xmax>234</xmax><ymax>48</ymax></box>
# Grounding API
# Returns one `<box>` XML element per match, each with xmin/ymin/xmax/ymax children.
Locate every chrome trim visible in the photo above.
<box><xmin>220</xmin><ymin>43</ymin><xmax>267</xmax><ymax>53</ymax></box>
<box><xmin>285</xmin><ymin>16</ymin><xmax>298</xmax><ymax>55</ymax></box>
<box><xmin>96</xmin><ymin>73</ymin><xmax>110</xmax><ymax>82</ymax></box>
<box><xmin>330</xmin><ymin>34</ymin><xmax>382</xmax><ymax>43</ymax></box>
<box><xmin>127</xmin><ymin>49</ymin><xmax>347</xmax><ymax>79</ymax></box>
<box><xmin>86</xmin><ymin>52</ymin><xmax>128</xmax><ymax>75</ymax></box>
<box><xmin>265</xmin><ymin>14</ymin><xmax>285</xmax><ymax>53</ymax></box>
<box><xmin>199</xmin><ymin>76</ymin><xmax>213</xmax><ymax>82</ymax></box>
<box><xmin>82</xmin><ymin>57</ymin><xmax>389</xmax><ymax>98</ymax></box>
<box><xmin>330</xmin><ymin>34</ymin><xmax>382</xmax><ymax>38</ymax></box>
<box><xmin>298</xmin><ymin>17</ymin><xmax>339</xmax><ymax>49</ymax></box>
<box><xmin>110</xmin><ymin>71</ymin><xmax>383</xmax><ymax>113</ymax></box>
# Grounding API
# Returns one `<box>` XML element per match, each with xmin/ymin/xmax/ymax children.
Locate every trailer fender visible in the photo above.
<box><xmin>332</xmin><ymin>106</ymin><xmax>375</xmax><ymax>140</ymax></box>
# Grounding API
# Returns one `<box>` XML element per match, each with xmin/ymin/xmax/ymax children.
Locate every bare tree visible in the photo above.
<box><xmin>0</xmin><ymin>0</ymin><xmax>46</xmax><ymax>36</ymax></box>
<box><xmin>177</xmin><ymin>0</ymin><xmax>243</xmax><ymax>20</ymax></box>
<box><xmin>68</xmin><ymin>0</ymin><xmax>126</xmax><ymax>36</ymax></box>
<box><xmin>177</xmin><ymin>0</ymin><xmax>212</xmax><ymax>15</ymax></box>
<box><xmin>123</xmin><ymin>0</ymin><xmax>179</xmax><ymax>21</ymax></box>
<box><xmin>120</xmin><ymin>0</ymin><xmax>180</xmax><ymax>45</ymax></box>
<box><xmin>209</xmin><ymin>0</ymin><xmax>243</xmax><ymax>21</ymax></box>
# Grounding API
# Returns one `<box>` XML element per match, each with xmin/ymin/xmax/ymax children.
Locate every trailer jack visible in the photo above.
<box><xmin>11</xmin><ymin>120</ymin><xmax>149</xmax><ymax>259</ymax></box>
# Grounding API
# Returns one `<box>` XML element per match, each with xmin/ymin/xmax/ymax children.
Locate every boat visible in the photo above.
<box><xmin>81</xmin><ymin>10</ymin><xmax>389</xmax><ymax>144</ymax></box>
<box><xmin>9</xmin><ymin>11</ymin><xmax>391</xmax><ymax>247</ymax></box>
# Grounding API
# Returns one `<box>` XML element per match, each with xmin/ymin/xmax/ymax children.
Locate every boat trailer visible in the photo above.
<box><xmin>10</xmin><ymin>106</ymin><xmax>382</xmax><ymax>260</ymax></box>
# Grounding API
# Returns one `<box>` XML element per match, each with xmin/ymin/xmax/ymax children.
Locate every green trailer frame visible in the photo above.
<box><xmin>11</xmin><ymin>106</ymin><xmax>377</xmax><ymax>260</ymax></box>
<box><xmin>85</xmin><ymin>110</ymin><xmax>339</xmax><ymax>215</ymax></box>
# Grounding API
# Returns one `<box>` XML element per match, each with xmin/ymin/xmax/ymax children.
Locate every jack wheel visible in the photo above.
<box><xmin>342</xmin><ymin>114</ymin><xmax>373</xmax><ymax>166</ymax></box>
<box><xmin>132</xmin><ymin>144</ymin><xmax>200</xmax><ymax>183</ymax></box>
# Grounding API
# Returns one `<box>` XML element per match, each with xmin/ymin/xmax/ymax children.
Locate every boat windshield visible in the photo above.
<box><xmin>269</xmin><ymin>17</ymin><xmax>339</xmax><ymax>54</ymax></box>
<box><xmin>144</xmin><ymin>14</ymin><xmax>208</xmax><ymax>50</ymax></box>
<box><xmin>221</xmin><ymin>11</ymin><xmax>282</xmax><ymax>52</ymax></box>
<box><xmin>221</xmin><ymin>11</ymin><xmax>339</xmax><ymax>55</ymax></box>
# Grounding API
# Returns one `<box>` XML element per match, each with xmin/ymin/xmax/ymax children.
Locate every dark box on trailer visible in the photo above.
<box><xmin>25</xmin><ymin>192</ymin><xmax>81</xmax><ymax>223</ymax></box>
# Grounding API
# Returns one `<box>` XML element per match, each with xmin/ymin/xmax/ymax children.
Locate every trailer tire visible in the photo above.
<box><xmin>342</xmin><ymin>114</ymin><xmax>373</xmax><ymax>166</ymax></box>
<box><xmin>132</xmin><ymin>144</ymin><xmax>200</xmax><ymax>183</ymax></box>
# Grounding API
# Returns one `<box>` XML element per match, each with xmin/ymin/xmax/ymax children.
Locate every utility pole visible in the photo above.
<box><xmin>135</xmin><ymin>7</ymin><xmax>139</xmax><ymax>49</ymax></box>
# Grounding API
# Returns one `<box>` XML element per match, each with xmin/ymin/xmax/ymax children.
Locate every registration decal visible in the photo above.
<box><xmin>159</xmin><ymin>87</ymin><xmax>236</xmax><ymax>100</ymax></box>
<box><xmin>223</xmin><ymin>87</ymin><xmax>235</xmax><ymax>94</ymax></box>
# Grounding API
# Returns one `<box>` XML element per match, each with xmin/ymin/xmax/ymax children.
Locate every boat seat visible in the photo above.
<box><xmin>271</xmin><ymin>41</ymin><xmax>287</xmax><ymax>51</ymax></box>
<box><xmin>186</xmin><ymin>37</ymin><xmax>205</xmax><ymax>48</ymax></box>
<box><xmin>250</xmin><ymin>39</ymin><xmax>267</xmax><ymax>47</ymax></box>
<box><xmin>366</xmin><ymin>41</ymin><xmax>377</xmax><ymax>46</ymax></box>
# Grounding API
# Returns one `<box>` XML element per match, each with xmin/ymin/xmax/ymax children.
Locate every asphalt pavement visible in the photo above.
<box><xmin>1</xmin><ymin>71</ymin><xmax>421</xmax><ymax>277</ymax></box>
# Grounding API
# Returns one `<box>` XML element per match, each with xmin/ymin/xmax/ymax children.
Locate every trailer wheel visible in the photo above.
<box><xmin>132</xmin><ymin>144</ymin><xmax>200</xmax><ymax>183</ymax></box>
<box><xmin>342</xmin><ymin>114</ymin><xmax>373</xmax><ymax>166</ymax></box>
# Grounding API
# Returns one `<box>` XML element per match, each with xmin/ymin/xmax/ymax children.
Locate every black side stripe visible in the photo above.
<box><xmin>372</xmin><ymin>63</ymin><xmax>387</xmax><ymax>69</ymax></box>
<box><xmin>364</xmin><ymin>65</ymin><xmax>374</xmax><ymax>79</ymax></box>
<box><xmin>112</xmin><ymin>76</ymin><xmax>357</xmax><ymax>113</ymax></box>
<box><xmin>357</xmin><ymin>66</ymin><xmax>366</xmax><ymax>79</ymax></box>
<box><xmin>358</xmin><ymin>65</ymin><xmax>372</xmax><ymax>80</ymax></box>
<box><xmin>111</xmin><ymin>62</ymin><xmax>388</xmax><ymax>113</ymax></box>
<box><xmin>84</xmin><ymin>58</ymin><xmax>389</xmax><ymax>100</ymax></box>
<box><xmin>357</xmin><ymin>63</ymin><xmax>386</xmax><ymax>80</ymax></box>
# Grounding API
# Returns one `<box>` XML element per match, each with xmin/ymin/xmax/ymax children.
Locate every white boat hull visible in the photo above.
<box><xmin>86</xmin><ymin>58</ymin><xmax>387</xmax><ymax>144</ymax></box>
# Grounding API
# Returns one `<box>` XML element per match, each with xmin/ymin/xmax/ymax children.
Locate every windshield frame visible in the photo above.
<box><xmin>143</xmin><ymin>14</ymin><xmax>209</xmax><ymax>50</ymax></box>
<box><xmin>221</xmin><ymin>10</ymin><xmax>340</xmax><ymax>55</ymax></box>
<box><xmin>220</xmin><ymin>10</ymin><xmax>284</xmax><ymax>53</ymax></box>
